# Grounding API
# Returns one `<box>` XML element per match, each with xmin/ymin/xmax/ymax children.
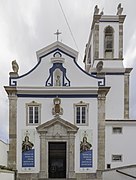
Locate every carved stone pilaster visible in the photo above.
<box><xmin>124</xmin><ymin>68</ymin><xmax>132</xmax><ymax>119</ymax></box>
<box><xmin>119</xmin><ymin>24</ymin><xmax>123</xmax><ymax>59</ymax></box>
<box><xmin>94</xmin><ymin>24</ymin><xmax>99</xmax><ymax>59</ymax></box>
<box><xmin>68</xmin><ymin>133</ymin><xmax>75</xmax><ymax>178</ymax></box>
<box><xmin>39</xmin><ymin>133</ymin><xmax>47</xmax><ymax>178</ymax></box>
<box><xmin>4</xmin><ymin>86</ymin><xmax>17</xmax><ymax>170</ymax></box>
<box><xmin>97</xmin><ymin>87</ymin><xmax>110</xmax><ymax>171</ymax></box>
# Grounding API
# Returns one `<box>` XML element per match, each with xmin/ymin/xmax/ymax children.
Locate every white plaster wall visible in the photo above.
<box><xmin>105</xmin><ymin>75</ymin><xmax>124</xmax><ymax>119</ymax></box>
<box><xmin>105</xmin><ymin>123</ymin><xmax>136</xmax><ymax>169</ymax></box>
<box><xmin>103</xmin><ymin>166</ymin><xmax>136</xmax><ymax>180</ymax></box>
<box><xmin>103</xmin><ymin>169</ymin><xmax>134</xmax><ymax>180</ymax></box>
<box><xmin>17</xmin><ymin>98</ymin><xmax>40</xmax><ymax>173</ymax></box>
<box><xmin>0</xmin><ymin>171</ymin><xmax>14</xmax><ymax>180</ymax></box>
<box><xmin>0</xmin><ymin>140</ymin><xmax>8</xmax><ymax>166</ymax></box>
<box><xmin>15</xmin><ymin>43</ymin><xmax>101</xmax><ymax>174</ymax></box>
<box><xmin>75</xmin><ymin>98</ymin><xmax>98</xmax><ymax>173</ymax></box>
<box><xmin>99</xmin><ymin>22</ymin><xmax>119</xmax><ymax>59</ymax></box>
<box><xmin>17</xmin><ymin>97</ymin><xmax>98</xmax><ymax>173</ymax></box>
<box><xmin>13</xmin><ymin>51</ymin><xmax>101</xmax><ymax>87</ymax></box>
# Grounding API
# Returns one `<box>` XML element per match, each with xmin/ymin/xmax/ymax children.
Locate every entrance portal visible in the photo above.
<box><xmin>48</xmin><ymin>142</ymin><xmax>66</xmax><ymax>178</ymax></box>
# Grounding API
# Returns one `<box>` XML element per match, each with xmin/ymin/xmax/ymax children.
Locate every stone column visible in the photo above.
<box><xmin>97</xmin><ymin>87</ymin><xmax>110</xmax><ymax>172</ymax></box>
<box><xmin>68</xmin><ymin>132</ymin><xmax>76</xmax><ymax>178</ymax></box>
<box><xmin>39</xmin><ymin>132</ymin><xmax>47</xmax><ymax>179</ymax></box>
<box><xmin>4</xmin><ymin>86</ymin><xmax>17</xmax><ymax>170</ymax></box>
<box><xmin>124</xmin><ymin>68</ymin><xmax>132</xmax><ymax>119</ymax></box>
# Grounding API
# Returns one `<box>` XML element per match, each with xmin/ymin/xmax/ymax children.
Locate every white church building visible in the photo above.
<box><xmin>4</xmin><ymin>4</ymin><xmax>136</xmax><ymax>180</ymax></box>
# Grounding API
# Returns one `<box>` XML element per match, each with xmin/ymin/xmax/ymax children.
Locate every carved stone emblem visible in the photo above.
<box><xmin>52</xmin><ymin>97</ymin><xmax>63</xmax><ymax>116</ymax></box>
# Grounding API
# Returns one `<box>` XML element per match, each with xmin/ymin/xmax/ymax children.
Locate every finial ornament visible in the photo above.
<box><xmin>94</xmin><ymin>5</ymin><xmax>99</xmax><ymax>15</ymax></box>
<box><xmin>117</xmin><ymin>3</ymin><xmax>123</xmax><ymax>15</ymax></box>
<box><xmin>12</xmin><ymin>60</ymin><xmax>19</xmax><ymax>73</ymax></box>
<box><xmin>54</xmin><ymin>29</ymin><xmax>62</xmax><ymax>41</ymax></box>
<box><xmin>96</xmin><ymin>61</ymin><xmax>103</xmax><ymax>73</ymax></box>
<box><xmin>100</xmin><ymin>8</ymin><xmax>104</xmax><ymax>15</ymax></box>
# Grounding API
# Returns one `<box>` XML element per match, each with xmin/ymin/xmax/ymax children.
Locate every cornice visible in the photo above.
<box><xmin>4</xmin><ymin>86</ymin><xmax>17</xmax><ymax>95</ymax></box>
<box><xmin>106</xmin><ymin>119</ymin><xmax>136</xmax><ymax>125</ymax></box>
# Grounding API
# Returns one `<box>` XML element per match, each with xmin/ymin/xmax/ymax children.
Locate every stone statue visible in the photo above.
<box><xmin>117</xmin><ymin>3</ymin><xmax>123</xmax><ymax>15</ymax></box>
<box><xmin>52</xmin><ymin>97</ymin><xmax>63</xmax><ymax>116</ymax></box>
<box><xmin>12</xmin><ymin>60</ymin><xmax>19</xmax><ymax>73</ymax></box>
<box><xmin>94</xmin><ymin>5</ymin><xmax>99</xmax><ymax>15</ymax></box>
<box><xmin>55</xmin><ymin>75</ymin><xmax>61</xmax><ymax>86</ymax></box>
<box><xmin>100</xmin><ymin>9</ymin><xmax>104</xmax><ymax>15</ymax></box>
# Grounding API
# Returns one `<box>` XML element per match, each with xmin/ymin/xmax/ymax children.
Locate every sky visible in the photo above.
<box><xmin>0</xmin><ymin>0</ymin><xmax>136</xmax><ymax>142</ymax></box>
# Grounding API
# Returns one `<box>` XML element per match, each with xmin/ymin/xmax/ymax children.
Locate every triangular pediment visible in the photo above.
<box><xmin>36</xmin><ymin>116</ymin><xmax>78</xmax><ymax>134</ymax></box>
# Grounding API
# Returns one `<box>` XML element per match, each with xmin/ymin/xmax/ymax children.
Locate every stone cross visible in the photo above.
<box><xmin>54</xmin><ymin>29</ymin><xmax>62</xmax><ymax>41</ymax></box>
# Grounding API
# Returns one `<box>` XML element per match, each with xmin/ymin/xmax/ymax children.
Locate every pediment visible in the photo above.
<box><xmin>36</xmin><ymin>116</ymin><xmax>78</xmax><ymax>135</ymax></box>
<box><xmin>36</xmin><ymin>41</ymin><xmax>78</xmax><ymax>62</ymax></box>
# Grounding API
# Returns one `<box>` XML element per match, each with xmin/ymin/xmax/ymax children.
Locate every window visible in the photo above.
<box><xmin>107</xmin><ymin>164</ymin><xmax>111</xmax><ymax>169</ymax></box>
<box><xmin>104</xmin><ymin>26</ymin><xmax>114</xmax><ymax>58</ymax></box>
<box><xmin>74</xmin><ymin>101</ymin><xmax>88</xmax><ymax>125</ymax></box>
<box><xmin>112</xmin><ymin>127</ymin><xmax>122</xmax><ymax>134</ymax></box>
<box><xmin>26</xmin><ymin>101</ymin><xmax>41</xmax><ymax>125</ymax></box>
<box><xmin>112</xmin><ymin>155</ymin><xmax>122</xmax><ymax>162</ymax></box>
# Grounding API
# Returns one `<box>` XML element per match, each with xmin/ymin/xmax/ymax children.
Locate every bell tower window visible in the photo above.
<box><xmin>104</xmin><ymin>26</ymin><xmax>114</xmax><ymax>58</ymax></box>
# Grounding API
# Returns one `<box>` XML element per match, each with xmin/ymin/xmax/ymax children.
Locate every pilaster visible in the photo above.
<box><xmin>119</xmin><ymin>23</ymin><xmax>123</xmax><ymax>59</ymax></box>
<box><xmin>97</xmin><ymin>87</ymin><xmax>110</xmax><ymax>171</ymax></box>
<box><xmin>68</xmin><ymin>133</ymin><xmax>76</xmax><ymax>178</ymax></box>
<box><xmin>124</xmin><ymin>68</ymin><xmax>132</xmax><ymax>119</ymax></box>
<box><xmin>39</xmin><ymin>133</ymin><xmax>47</xmax><ymax>179</ymax></box>
<box><xmin>94</xmin><ymin>24</ymin><xmax>99</xmax><ymax>59</ymax></box>
<box><xmin>4</xmin><ymin>86</ymin><xmax>17</xmax><ymax>170</ymax></box>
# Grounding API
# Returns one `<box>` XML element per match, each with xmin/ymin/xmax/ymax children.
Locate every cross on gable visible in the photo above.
<box><xmin>54</xmin><ymin>29</ymin><xmax>62</xmax><ymax>41</ymax></box>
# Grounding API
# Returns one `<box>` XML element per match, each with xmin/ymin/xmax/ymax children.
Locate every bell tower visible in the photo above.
<box><xmin>84</xmin><ymin>4</ymin><xmax>126</xmax><ymax>72</ymax></box>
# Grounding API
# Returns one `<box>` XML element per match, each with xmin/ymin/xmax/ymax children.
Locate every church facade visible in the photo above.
<box><xmin>4</xmin><ymin>4</ymin><xmax>136</xmax><ymax>180</ymax></box>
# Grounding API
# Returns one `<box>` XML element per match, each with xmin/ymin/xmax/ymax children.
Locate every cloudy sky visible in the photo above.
<box><xmin>0</xmin><ymin>0</ymin><xmax>136</xmax><ymax>142</ymax></box>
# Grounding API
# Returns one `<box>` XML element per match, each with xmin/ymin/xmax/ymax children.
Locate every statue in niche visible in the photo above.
<box><xmin>55</xmin><ymin>75</ymin><xmax>61</xmax><ymax>86</ymax></box>
<box><xmin>12</xmin><ymin>60</ymin><xmax>19</xmax><ymax>73</ymax></box>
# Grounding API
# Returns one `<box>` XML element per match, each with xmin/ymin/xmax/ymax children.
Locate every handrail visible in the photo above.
<box><xmin>116</xmin><ymin>169</ymin><xmax>136</xmax><ymax>179</ymax></box>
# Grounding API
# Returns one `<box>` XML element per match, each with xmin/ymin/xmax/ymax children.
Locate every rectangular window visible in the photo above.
<box><xmin>112</xmin><ymin>155</ymin><xmax>122</xmax><ymax>162</ymax></box>
<box><xmin>26</xmin><ymin>101</ymin><xmax>41</xmax><ymax>125</ymax></box>
<box><xmin>28</xmin><ymin>106</ymin><xmax>39</xmax><ymax>124</ymax></box>
<box><xmin>112</xmin><ymin>127</ymin><xmax>122</xmax><ymax>134</ymax></box>
<box><xmin>75</xmin><ymin>102</ymin><xmax>88</xmax><ymax>125</ymax></box>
